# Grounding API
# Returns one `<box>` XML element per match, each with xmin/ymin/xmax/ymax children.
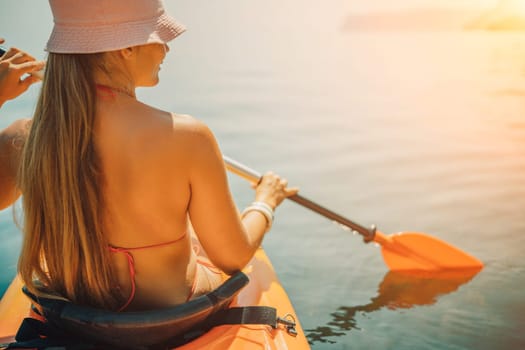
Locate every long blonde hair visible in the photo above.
<box><xmin>18</xmin><ymin>53</ymin><xmax>121</xmax><ymax>309</ymax></box>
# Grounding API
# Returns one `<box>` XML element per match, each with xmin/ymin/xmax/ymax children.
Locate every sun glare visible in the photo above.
<box><xmin>518</xmin><ymin>2</ymin><xmax>525</xmax><ymax>13</ymax></box>
<box><xmin>498</xmin><ymin>0</ymin><xmax>525</xmax><ymax>14</ymax></box>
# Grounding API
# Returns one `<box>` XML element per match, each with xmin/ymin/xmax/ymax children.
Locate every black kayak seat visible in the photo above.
<box><xmin>20</xmin><ymin>271</ymin><xmax>265</xmax><ymax>349</ymax></box>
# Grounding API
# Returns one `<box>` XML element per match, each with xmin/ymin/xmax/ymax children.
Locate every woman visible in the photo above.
<box><xmin>18</xmin><ymin>0</ymin><xmax>298</xmax><ymax>311</ymax></box>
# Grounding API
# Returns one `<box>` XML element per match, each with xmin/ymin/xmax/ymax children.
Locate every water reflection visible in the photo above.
<box><xmin>305</xmin><ymin>268</ymin><xmax>481</xmax><ymax>344</ymax></box>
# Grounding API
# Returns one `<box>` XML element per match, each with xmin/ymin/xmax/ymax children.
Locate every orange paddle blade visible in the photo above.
<box><xmin>373</xmin><ymin>231</ymin><xmax>484</xmax><ymax>271</ymax></box>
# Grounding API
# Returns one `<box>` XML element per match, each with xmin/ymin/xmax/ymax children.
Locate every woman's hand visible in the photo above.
<box><xmin>0</xmin><ymin>39</ymin><xmax>45</xmax><ymax>107</ymax></box>
<box><xmin>254</xmin><ymin>171</ymin><xmax>299</xmax><ymax>210</ymax></box>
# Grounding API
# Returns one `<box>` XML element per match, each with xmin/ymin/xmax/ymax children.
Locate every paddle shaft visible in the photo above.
<box><xmin>223</xmin><ymin>156</ymin><xmax>376</xmax><ymax>241</ymax></box>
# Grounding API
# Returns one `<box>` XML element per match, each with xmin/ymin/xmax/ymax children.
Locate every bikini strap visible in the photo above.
<box><xmin>108</xmin><ymin>246</ymin><xmax>137</xmax><ymax>312</ymax></box>
<box><xmin>111</xmin><ymin>238</ymin><xmax>185</xmax><ymax>251</ymax></box>
<box><xmin>109</xmin><ymin>236</ymin><xmax>186</xmax><ymax>312</ymax></box>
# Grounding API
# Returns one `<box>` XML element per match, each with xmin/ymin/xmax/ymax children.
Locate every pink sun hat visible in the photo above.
<box><xmin>46</xmin><ymin>0</ymin><xmax>186</xmax><ymax>53</ymax></box>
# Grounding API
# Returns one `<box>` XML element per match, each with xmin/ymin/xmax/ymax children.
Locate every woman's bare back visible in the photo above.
<box><xmin>95</xmin><ymin>96</ymin><xmax>200</xmax><ymax>310</ymax></box>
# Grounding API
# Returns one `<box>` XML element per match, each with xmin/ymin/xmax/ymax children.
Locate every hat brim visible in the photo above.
<box><xmin>46</xmin><ymin>12</ymin><xmax>186</xmax><ymax>53</ymax></box>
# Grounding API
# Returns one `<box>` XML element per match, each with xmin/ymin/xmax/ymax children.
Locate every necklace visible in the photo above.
<box><xmin>95</xmin><ymin>84</ymin><xmax>136</xmax><ymax>98</ymax></box>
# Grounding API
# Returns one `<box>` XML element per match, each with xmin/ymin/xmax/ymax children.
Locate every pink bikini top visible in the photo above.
<box><xmin>108</xmin><ymin>234</ymin><xmax>186</xmax><ymax>312</ymax></box>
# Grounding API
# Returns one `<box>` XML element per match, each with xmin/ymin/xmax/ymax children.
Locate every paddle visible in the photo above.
<box><xmin>223</xmin><ymin>156</ymin><xmax>484</xmax><ymax>272</ymax></box>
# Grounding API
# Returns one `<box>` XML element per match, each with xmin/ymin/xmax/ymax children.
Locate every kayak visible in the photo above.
<box><xmin>0</xmin><ymin>247</ymin><xmax>310</xmax><ymax>349</ymax></box>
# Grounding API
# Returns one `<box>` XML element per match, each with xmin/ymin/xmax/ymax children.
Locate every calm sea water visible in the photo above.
<box><xmin>1</xmin><ymin>1</ymin><xmax>525</xmax><ymax>349</ymax></box>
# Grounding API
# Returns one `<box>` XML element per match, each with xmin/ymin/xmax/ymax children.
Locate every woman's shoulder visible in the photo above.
<box><xmin>0</xmin><ymin>118</ymin><xmax>31</xmax><ymax>150</ymax></box>
<box><xmin>118</xmin><ymin>102</ymin><xmax>215</xmax><ymax>148</ymax></box>
<box><xmin>139</xmin><ymin>109</ymin><xmax>219</xmax><ymax>163</ymax></box>
<box><xmin>169</xmin><ymin>113</ymin><xmax>213</xmax><ymax>137</ymax></box>
<box><xmin>1</xmin><ymin>117</ymin><xmax>31</xmax><ymax>134</ymax></box>
<box><xmin>167</xmin><ymin>112</ymin><xmax>218</xmax><ymax>150</ymax></box>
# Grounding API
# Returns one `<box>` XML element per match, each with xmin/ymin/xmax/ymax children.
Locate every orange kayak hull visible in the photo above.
<box><xmin>0</xmin><ymin>248</ymin><xmax>310</xmax><ymax>349</ymax></box>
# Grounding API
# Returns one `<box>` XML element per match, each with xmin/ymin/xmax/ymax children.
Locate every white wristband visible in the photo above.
<box><xmin>251</xmin><ymin>201</ymin><xmax>274</xmax><ymax>219</ymax></box>
<box><xmin>241</xmin><ymin>201</ymin><xmax>274</xmax><ymax>233</ymax></box>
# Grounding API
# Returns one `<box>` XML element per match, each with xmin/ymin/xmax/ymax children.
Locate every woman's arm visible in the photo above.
<box><xmin>180</xmin><ymin>118</ymin><xmax>297</xmax><ymax>274</ymax></box>
<box><xmin>0</xmin><ymin>118</ymin><xmax>29</xmax><ymax>210</ymax></box>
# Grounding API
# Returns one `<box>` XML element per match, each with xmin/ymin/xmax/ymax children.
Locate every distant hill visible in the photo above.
<box><xmin>342</xmin><ymin>9</ymin><xmax>479</xmax><ymax>32</ymax></box>
<box><xmin>467</xmin><ymin>16</ymin><xmax>525</xmax><ymax>30</ymax></box>
<box><xmin>343</xmin><ymin>7</ymin><xmax>525</xmax><ymax>32</ymax></box>
<box><xmin>466</xmin><ymin>6</ymin><xmax>525</xmax><ymax>30</ymax></box>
